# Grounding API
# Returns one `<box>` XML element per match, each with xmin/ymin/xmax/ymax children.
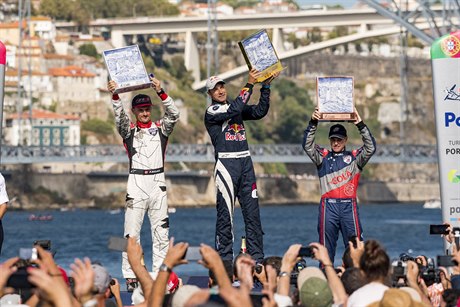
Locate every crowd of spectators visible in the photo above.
<box><xmin>2</xmin><ymin>224</ymin><xmax>460</xmax><ymax>307</ymax></box>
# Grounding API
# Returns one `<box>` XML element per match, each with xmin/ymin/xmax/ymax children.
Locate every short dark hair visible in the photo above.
<box><xmin>341</xmin><ymin>268</ymin><xmax>366</xmax><ymax>295</ymax></box>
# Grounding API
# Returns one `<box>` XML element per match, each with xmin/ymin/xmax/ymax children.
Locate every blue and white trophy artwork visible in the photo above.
<box><xmin>316</xmin><ymin>76</ymin><xmax>356</xmax><ymax>122</ymax></box>
<box><xmin>103</xmin><ymin>45</ymin><xmax>151</xmax><ymax>94</ymax></box>
<box><xmin>238</xmin><ymin>29</ymin><xmax>284</xmax><ymax>83</ymax></box>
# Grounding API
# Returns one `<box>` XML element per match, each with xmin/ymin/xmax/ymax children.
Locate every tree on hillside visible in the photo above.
<box><xmin>39</xmin><ymin>0</ymin><xmax>74</xmax><ymax>20</ymax></box>
<box><xmin>272</xmin><ymin>96</ymin><xmax>310</xmax><ymax>143</ymax></box>
<box><xmin>39</xmin><ymin>0</ymin><xmax>178</xmax><ymax>23</ymax></box>
<box><xmin>79</xmin><ymin>43</ymin><xmax>98</xmax><ymax>58</ymax></box>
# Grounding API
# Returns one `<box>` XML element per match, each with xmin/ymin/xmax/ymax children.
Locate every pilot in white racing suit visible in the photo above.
<box><xmin>108</xmin><ymin>77</ymin><xmax>179</xmax><ymax>291</ymax></box>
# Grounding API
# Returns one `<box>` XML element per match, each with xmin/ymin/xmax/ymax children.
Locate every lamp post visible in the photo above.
<box><xmin>0</xmin><ymin>41</ymin><xmax>6</xmax><ymax>164</ymax></box>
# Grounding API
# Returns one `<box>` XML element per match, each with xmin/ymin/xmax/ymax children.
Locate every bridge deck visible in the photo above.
<box><xmin>0</xmin><ymin>144</ymin><xmax>437</xmax><ymax>164</ymax></box>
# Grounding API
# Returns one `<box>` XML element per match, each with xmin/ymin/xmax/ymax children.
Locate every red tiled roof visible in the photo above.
<box><xmin>48</xmin><ymin>65</ymin><xmax>96</xmax><ymax>77</ymax></box>
<box><xmin>8</xmin><ymin>109</ymin><xmax>80</xmax><ymax>120</ymax></box>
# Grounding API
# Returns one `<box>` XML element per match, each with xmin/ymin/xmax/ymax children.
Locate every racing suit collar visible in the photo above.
<box><xmin>212</xmin><ymin>99</ymin><xmax>229</xmax><ymax>105</ymax></box>
<box><xmin>136</xmin><ymin>120</ymin><xmax>152</xmax><ymax>129</ymax></box>
<box><xmin>331</xmin><ymin>147</ymin><xmax>346</xmax><ymax>155</ymax></box>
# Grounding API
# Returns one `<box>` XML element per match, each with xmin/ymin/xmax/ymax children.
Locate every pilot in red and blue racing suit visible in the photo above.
<box><xmin>302</xmin><ymin>112</ymin><xmax>376</xmax><ymax>263</ymax></box>
<box><xmin>204</xmin><ymin>72</ymin><xmax>277</xmax><ymax>263</ymax></box>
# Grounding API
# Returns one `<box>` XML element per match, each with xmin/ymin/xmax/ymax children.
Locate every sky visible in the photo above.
<box><xmin>296</xmin><ymin>0</ymin><xmax>359</xmax><ymax>8</ymax></box>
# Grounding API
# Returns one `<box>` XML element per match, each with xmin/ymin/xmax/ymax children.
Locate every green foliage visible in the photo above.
<box><xmin>39</xmin><ymin>0</ymin><xmax>179</xmax><ymax>24</ymax></box>
<box><xmin>220</xmin><ymin>0</ymin><xmax>258</xmax><ymax>9</ymax></box>
<box><xmin>407</xmin><ymin>34</ymin><xmax>424</xmax><ymax>48</ymax></box>
<box><xmin>328</xmin><ymin>26</ymin><xmax>348</xmax><ymax>39</ymax></box>
<box><xmin>164</xmin><ymin>56</ymin><xmax>194</xmax><ymax>86</ymax></box>
<box><xmin>262</xmin><ymin>163</ymin><xmax>288</xmax><ymax>175</ymax></box>
<box><xmin>81</xmin><ymin>118</ymin><xmax>114</xmax><ymax>135</ymax></box>
<box><xmin>79</xmin><ymin>43</ymin><xmax>98</xmax><ymax>58</ymax></box>
<box><xmin>272</xmin><ymin>96</ymin><xmax>309</xmax><ymax>143</ymax></box>
<box><xmin>35</xmin><ymin>186</ymin><xmax>68</xmax><ymax>204</ymax></box>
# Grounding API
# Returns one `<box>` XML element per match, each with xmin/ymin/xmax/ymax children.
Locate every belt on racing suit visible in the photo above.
<box><xmin>129</xmin><ymin>167</ymin><xmax>164</xmax><ymax>175</ymax></box>
<box><xmin>217</xmin><ymin>150</ymin><xmax>251</xmax><ymax>159</ymax></box>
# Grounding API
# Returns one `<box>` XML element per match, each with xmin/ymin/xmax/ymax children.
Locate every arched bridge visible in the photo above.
<box><xmin>0</xmin><ymin>144</ymin><xmax>437</xmax><ymax>164</ymax></box>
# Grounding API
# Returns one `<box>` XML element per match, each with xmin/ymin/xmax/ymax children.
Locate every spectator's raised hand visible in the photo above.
<box><xmin>33</xmin><ymin>245</ymin><xmax>60</xmax><ymax>276</ymax></box>
<box><xmin>310</xmin><ymin>242</ymin><xmax>333</xmax><ymax>266</ymax></box>
<box><xmin>163</xmin><ymin>237</ymin><xmax>188</xmax><ymax>269</ymax></box>
<box><xmin>235</xmin><ymin>256</ymin><xmax>255</xmax><ymax>291</ymax></box>
<box><xmin>265</xmin><ymin>264</ymin><xmax>277</xmax><ymax>294</ymax></box>
<box><xmin>70</xmin><ymin>257</ymin><xmax>95</xmax><ymax>302</ymax></box>
<box><xmin>198</xmin><ymin>244</ymin><xmax>221</xmax><ymax>271</ymax></box>
<box><xmin>443</xmin><ymin>223</ymin><xmax>454</xmax><ymax>244</ymax></box>
<box><xmin>280</xmin><ymin>244</ymin><xmax>301</xmax><ymax>272</ymax></box>
<box><xmin>27</xmin><ymin>266</ymin><xmax>73</xmax><ymax>307</ymax></box>
<box><xmin>107</xmin><ymin>80</ymin><xmax>118</xmax><ymax>94</ymax></box>
<box><xmin>127</xmin><ymin>236</ymin><xmax>144</xmax><ymax>268</ymax></box>
<box><xmin>350</xmin><ymin>238</ymin><xmax>364</xmax><ymax>268</ymax></box>
<box><xmin>0</xmin><ymin>257</ymin><xmax>18</xmax><ymax>296</ymax></box>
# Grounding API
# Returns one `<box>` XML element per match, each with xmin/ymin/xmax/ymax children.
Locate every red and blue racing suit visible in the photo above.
<box><xmin>302</xmin><ymin>119</ymin><xmax>376</xmax><ymax>263</ymax></box>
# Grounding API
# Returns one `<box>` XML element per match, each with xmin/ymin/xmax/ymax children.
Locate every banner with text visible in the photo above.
<box><xmin>431</xmin><ymin>31</ymin><xmax>460</xmax><ymax>228</ymax></box>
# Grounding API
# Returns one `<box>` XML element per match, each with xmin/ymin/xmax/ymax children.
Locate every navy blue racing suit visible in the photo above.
<box><xmin>204</xmin><ymin>83</ymin><xmax>271</xmax><ymax>263</ymax></box>
<box><xmin>302</xmin><ymin>119</ymin><xmax>376</xmax><ymax>263</ymax></box>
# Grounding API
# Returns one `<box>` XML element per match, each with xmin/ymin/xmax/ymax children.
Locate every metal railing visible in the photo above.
<box><xmin>0</xmin><ymin>144</ymin><xmax>438</xmax><ymax>164</ymax></box>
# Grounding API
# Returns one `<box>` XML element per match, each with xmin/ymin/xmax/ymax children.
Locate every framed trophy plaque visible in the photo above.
<box><xmin>316</xmin><ymin>76</ymin><xmax>356</xmax><ymax>121</ymax></box>
<box><xmin>103</xmin><ymin>45</ymin><xmax>151</xmax><ymax>94</ymax></box>
<box><xmin>238</xmin><ymin>29</ymin><xmax>284</xmax><ymax>83</ymax></box>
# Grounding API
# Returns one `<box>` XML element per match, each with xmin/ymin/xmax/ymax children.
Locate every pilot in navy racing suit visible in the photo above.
<box><xmin>302</xmin><ymin>107</ymin><xmax>376</xmax><ymax>263</ymax></box>
<box><xmin>108</xmin><ymin>77</ymin><xmax>179</xmax><ymax>291</ymax></box>
<box><xmin>204</xmin><ymin>69</ymin><xmax>279</xmax><ymax>264</ymax></box>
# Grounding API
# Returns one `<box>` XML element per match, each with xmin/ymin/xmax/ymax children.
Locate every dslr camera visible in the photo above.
<box><xmin>391</xmin><ymin>253</ymin><xmax>416</xmax><ymax>287</ymax></box>
<box><xmin>420</xmin><ymin>258</ymin><xmax>441</xmax><ymax>287</ymax></box>
<box><xmin>290</xmin><ymin>258</ymin><xmax>307</xmax><ymax>286</ymax></box>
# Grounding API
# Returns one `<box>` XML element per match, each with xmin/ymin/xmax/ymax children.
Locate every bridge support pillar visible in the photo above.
<box><xmin>184</xmin><ymin>31</ymin><xmax>200</xmax><ymax>85</ymax></box>
<box><xmin>272</xmin><ymin>28</ymin><xmax>285</xmax><ymax>53</ymax></box>
<box><xmin>111</xmin><ymin>29</ymin><xmax>126</xmax><ymax>49</ymax></box>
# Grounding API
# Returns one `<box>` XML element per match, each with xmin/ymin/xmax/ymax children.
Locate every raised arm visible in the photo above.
<box><xmin>151</xmin><ymin>77</ymin><xmax>180</xmax><ymax>137</ymax></box>
<box><xmin>126</xmin><ymin>237</ymin><xmax>153</xmax><ymax>303</ymax></box>
<box><xmin>302</xmin><ymin>107</ymin><xmax>324</xmax><ymax>166</ymax></box>
<box><xmin>108</xmin><ymin>80</ymin><xmax>131</xmax><ymax>139</ymax></box>
<box><xmin>150</xmin><ymin>238</ymin><xmax>188</xmax><ymax>307</ymax></box>
<box><xmin>242</xmin><ymin>71</ymin><xmax>279</xmax><ymax>121</ymax></box>
<box><xmin>353</xmin><ymin>108</ymin><xmax>376</xmax><ymax>169</ymax></box>
<box><xmin>310</xmin><ymin>242</ymin><xmax>347</xmax><ymax>305</ymax></box>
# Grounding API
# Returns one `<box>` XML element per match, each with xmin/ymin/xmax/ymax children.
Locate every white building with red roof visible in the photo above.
<box><xmin>4</xmin><ymin>109</ymin><xmax>80</xmax><ymax>146</ymax></box>
<box><xmin>48</xmin><ymin>65</ymin><xmax>99</xmax><ymax>103</ymax></box>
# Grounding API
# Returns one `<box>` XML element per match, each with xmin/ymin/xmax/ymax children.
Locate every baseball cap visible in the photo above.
<box><xmin>91</xmin><ymin>264</ymin><xmax>111</xmax><ymax>294</ymax></box>
<box><xmin>367</xmin><ymin>288</ymin><xmax>424</xmax><ymax>307</ymax></box>
<box><xmin>328</xmin><ymin>124</ymin><xmax>347</xmax><ymax>139</ymax></box>
<box><xmin>297</xmin><ymin>267</ymin><xmax>333</xmax><ymax>307</ymax></box>
<box><xmin>131</xmin><ymin>94</ymin><xmax>152</xmax><ymax>109</ymax></box>
<box><xmin>206</xmin><ymin>76</ymin><xmax>225</xmax><ymax>91</ymax></box>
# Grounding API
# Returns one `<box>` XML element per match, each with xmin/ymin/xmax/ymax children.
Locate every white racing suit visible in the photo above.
<box><xmin>111</xmin><ymin>91</ymin><xmax>179</xmax><ymax>278</ymax></box>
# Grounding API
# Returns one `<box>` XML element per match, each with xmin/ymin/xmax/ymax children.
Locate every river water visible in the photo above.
<box><xmin>1</xmin><ymin>203</ymin><xmax>444</xmax><ymax>280</ymax></box>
